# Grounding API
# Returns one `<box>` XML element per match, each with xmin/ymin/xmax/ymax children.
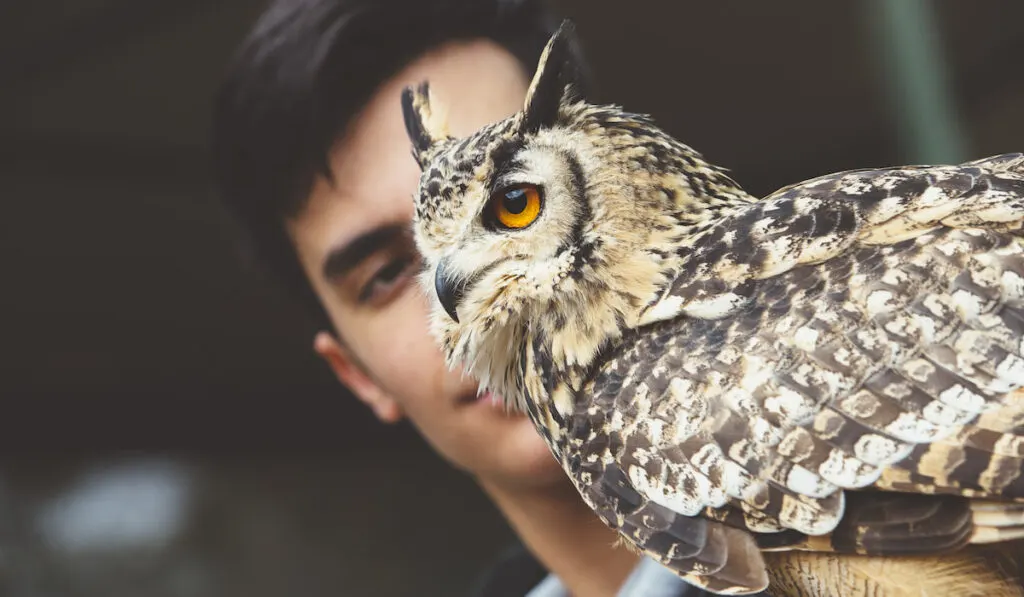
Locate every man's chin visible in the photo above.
<box><xmin>504</xmin><ymin>415</ymin><xmax>566</xmax><ymax>471</ymax></box>
<box><xmin>460</xmin><ymin>392</ymin><xmax>568</xmax><ymax>483</ymax></box>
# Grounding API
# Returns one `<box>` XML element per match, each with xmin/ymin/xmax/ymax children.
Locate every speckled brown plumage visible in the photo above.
<box><xmin>403</xmin><ymin>20</ymin><xmax>1024</xmax><ymax>596</ymax></box>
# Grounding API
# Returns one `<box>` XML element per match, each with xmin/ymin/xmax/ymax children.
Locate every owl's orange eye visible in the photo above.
<box><xmin>490</xmin><ymin>184</ymin><xmax>543</xmax><ymax>230</ymax></box>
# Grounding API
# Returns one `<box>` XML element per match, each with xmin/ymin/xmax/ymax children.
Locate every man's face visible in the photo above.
<box><xmin>287</xmin><ymin>39</ymin><xmax>565</xmax><ymax>488</ymax></box>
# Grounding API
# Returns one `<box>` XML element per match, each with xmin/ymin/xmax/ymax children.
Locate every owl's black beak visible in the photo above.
<box><xmin>434</xmin><ymin>257</ymin><xmax>469</xmax><ymax>323</ymax></box>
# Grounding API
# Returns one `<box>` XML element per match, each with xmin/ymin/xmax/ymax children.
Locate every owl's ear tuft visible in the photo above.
<box><xmin>520</xmin><ymin>19</ymin><xmax>585</xmax><ymax>135</ymax></box>
<box><xmin>402</xmin><ymin>81</ymin><xmax>448</xmax><ymax>168</ymax></box>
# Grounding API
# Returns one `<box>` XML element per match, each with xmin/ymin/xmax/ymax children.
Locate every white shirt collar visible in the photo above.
<box><xmin>525</xmin><ymin>556</ymin><xmax>700</xmax><ymax>597</ymax></box>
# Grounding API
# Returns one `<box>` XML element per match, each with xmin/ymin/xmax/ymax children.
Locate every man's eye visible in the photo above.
<box><xmin>357</xmin><ymin>256</ymin><xmax>417</xmax><ymax>304</ymax></box>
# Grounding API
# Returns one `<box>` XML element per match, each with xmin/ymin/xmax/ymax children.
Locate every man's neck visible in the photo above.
<box><xmin>480</xmin><ymin>477</ymin><xmax>640</xmax><ymax>597</ymax></box>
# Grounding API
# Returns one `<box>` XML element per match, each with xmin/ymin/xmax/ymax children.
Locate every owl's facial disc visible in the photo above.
<box><xmin>433</xmin><ymin>182</ymin><xmax>546</xmax><ymax>322</ymax></box>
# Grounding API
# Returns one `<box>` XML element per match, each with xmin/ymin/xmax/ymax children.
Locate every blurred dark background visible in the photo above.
<box><xmin>1</xmin><ymin>1</ymin><xmax>1022</xmax><ymax>595</ymax></box>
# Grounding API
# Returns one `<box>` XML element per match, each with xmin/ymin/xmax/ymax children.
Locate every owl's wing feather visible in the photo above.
<box><xmin>779</xmin><ymin>491</ymin><xmax>976</xmax><ymax>554</ymax></box>
<box><xmin>579</xmin><ymin>464</ymin><xmax>770</xmax><ymax>594</ymax></box>
<box><xmin>968</xmin><ymin>500</ymin><xmax>1024</xmax><ymax>544</ymax></box>
<box><xmin>560</xmin><ymin>154</ymin><xmax>1024</xmax><ymax>593</ymax></box>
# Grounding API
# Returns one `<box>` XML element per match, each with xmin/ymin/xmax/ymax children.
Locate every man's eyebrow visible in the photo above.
<box><xmin>321</xmin><ymin>223</ymin><xmax>409</xmax><ymax>281</ymax></box>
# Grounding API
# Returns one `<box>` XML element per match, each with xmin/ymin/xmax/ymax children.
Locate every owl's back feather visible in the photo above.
<box><xmin>553</xmin><ymin>154</ymin><xmax>1024</xmax><ymax>593</ymax></box>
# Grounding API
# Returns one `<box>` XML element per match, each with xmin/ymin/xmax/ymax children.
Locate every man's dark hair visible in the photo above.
<box><xmin>211</xmin><ymin>0</ymin><xmax>591</xmax><ymax>331</ymax></box>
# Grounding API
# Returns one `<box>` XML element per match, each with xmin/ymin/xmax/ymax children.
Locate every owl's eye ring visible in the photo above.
<box><xmin>489</xmin><ymin>183</ymin><xmax>543</xmax><ymax>230</ymax></box>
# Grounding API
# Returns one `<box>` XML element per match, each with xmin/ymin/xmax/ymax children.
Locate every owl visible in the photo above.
<box><xmin>402</xmin><ymin>20</ymin><xmax>1024</xmax><ymax>597</ymax></box>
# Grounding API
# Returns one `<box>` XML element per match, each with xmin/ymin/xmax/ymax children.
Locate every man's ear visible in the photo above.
<box><xmin>313</xmin><ymin>331</ymin><xmax>404</xmax><ymax>424</ymax></box>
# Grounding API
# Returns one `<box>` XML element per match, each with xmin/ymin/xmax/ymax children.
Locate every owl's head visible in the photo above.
<box><xmin>402</xmin><ymin>21</ymin><xmax>746</xmax><ymax>405</ymax></box>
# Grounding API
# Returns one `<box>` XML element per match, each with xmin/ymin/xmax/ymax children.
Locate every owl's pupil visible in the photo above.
<box><xmin>504</xmin><ymin>189</ymin><xmax>528</xmax><ymax>214</ymax></box>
